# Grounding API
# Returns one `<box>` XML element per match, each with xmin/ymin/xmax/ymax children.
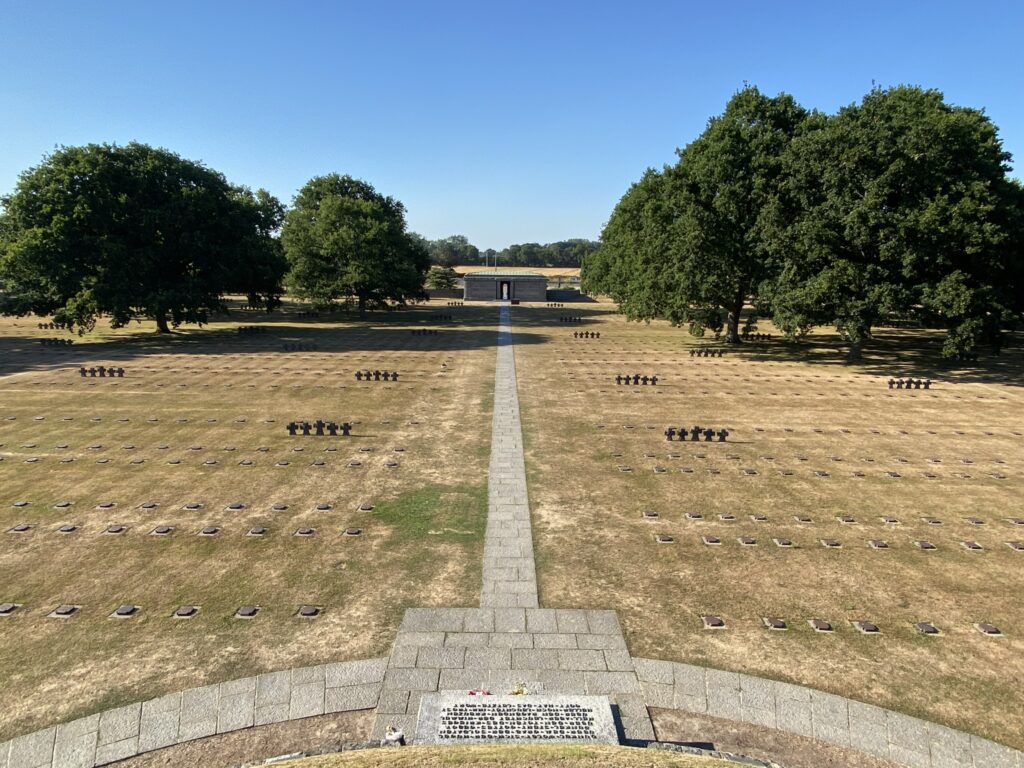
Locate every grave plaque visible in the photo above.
<box><xmin>416</xmin><ymin>694</ymin><xmax>617</xmax><ymax>745</ymax></box>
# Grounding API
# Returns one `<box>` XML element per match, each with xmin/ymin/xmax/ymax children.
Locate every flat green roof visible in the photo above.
<box><xmin>463</xmin><ymin>270</ymin><xmax>546</xmax><ymax>278</ymax></box>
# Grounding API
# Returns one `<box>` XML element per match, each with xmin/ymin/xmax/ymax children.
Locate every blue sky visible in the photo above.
<box><xmin>1</xmin><ymin>1</ymin><xmax>1022</xmax><ymax>250</ymax></box>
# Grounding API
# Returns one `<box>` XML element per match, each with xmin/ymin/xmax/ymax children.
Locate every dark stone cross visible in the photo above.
<box><xmin>287</xmin><ymin>422</ymin><xmax>298</xmax><ymax>436</ymax></box>
<box><xmin>650</xmin><ymin>376</ymin><xmax>658</xmax><ymax>385</ymax></box>
<box><xmin>355</xmin><ymin>371</ymin><xmax>363</xmax><ymax>381</ymax></box>
<box><xmin>391</xmin><ymin>372</ymin><xmax>399</xmax><ymax>381</ymax></box>
<box><xmin>690</xmin><ymin>426</ymin><xmax>702</xmax><ymax>441</ymax></box>
<box><xmin>314</xmin><ymin>420</ymin><xmax>325</xmax><ymax>436</ymax></box>
<box><xmin>703</xmin><ymin>428</ymin><xmax>714</xmax><ymax>442</ymax></box>
<box><xmin>632</xmin><ymin>374</ymin><xmax>641</xmax><ymax>385</ymax></box>
<box><xmin>665</xmin><ymin>427</ymin><xmax>676</xmax><ymax>441</ymax></box>
<box><xmin>641</xmin><ymin>375</ymin><xmax>649</xmax><ymax>385</ymax></box>
<box><xmin>717</xmin><ymin>429</ymin><xmax>729</xmax><ymax>442</ymax></box>
<box><xmin>340</xmin><ymin>422</ymin><xmax>352</xmax><ymax>436</ymax></box>
<box><xmin>373</xmin><ymin>370</ymin><xmax>381</xmax><ymax>381</ymax></box>
<box><xmin>98</xmin><ymin>367</ymin><xmax>106</xmax><ymax>377</ymax></box>
<box><xmin>382</xmin><ymin>371</ymin><xmax>391</xmax><ymax>381</ymax></box>
<box><xmin>300</xmin><ymin>422</ymin><xmax>311</xmax><ymax>436</ymax></box>
<box><xmin>327</xmin><ymin>422</ymin><xmax>338</xmax><ymax>436</ymax></box>
<box><xmin>615</xmin><ymin>375</ymin><xmax>622</xmax><ymax>385</ymax></box>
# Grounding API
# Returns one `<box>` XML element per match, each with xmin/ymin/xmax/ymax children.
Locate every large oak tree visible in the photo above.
<box><xmin>762</xmin><ymin>86</ymin><xmax>1023</xmax><ymax>358</ymax></box>
<box><xmin>281</xmin><ymin>175</ymin><xmax>429</xmax><ymax>316</ymax></box>
<box><xmin>0</xmin><ymin>142</ymin><xmax>285</xmax><ymax>332</ymax></box>
<box><xmin>584</xmin><ymin>87</ymin><xmax>809</xmax><ymax>341</ymax></box>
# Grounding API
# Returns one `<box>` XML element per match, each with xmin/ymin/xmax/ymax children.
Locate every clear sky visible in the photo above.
<box><xmin>1</xmin><ymin>1</ymin><xmax>1022</xmax><ymax>250</ymax></box>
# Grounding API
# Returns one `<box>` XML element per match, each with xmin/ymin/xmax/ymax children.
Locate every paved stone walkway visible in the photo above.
<box><xmin>480</xmin><ymin>305</ymin><xmax>538</xmax><ymax>609</ymax></box>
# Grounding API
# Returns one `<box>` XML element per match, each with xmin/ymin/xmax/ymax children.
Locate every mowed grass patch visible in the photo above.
<box><xmin>514</xmin><ymin>302</ymin><xmax>1024</xmax><ymax>749</ymax></box>
<box><xmin>0</xmin><ymin>300</ymin><xmax>496</xmax><ymax>740</ymax></box>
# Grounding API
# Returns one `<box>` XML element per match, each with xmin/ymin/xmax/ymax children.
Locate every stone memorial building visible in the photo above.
<box><xmin>463</xmin><ymin>270</ymin><xmax>547</xmax><ymax>302</ymax></box>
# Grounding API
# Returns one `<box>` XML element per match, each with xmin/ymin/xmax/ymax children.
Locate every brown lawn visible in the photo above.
<box><xmin>0</xmin><ymin>300</ymin><xmax>498</xmax><ymax>740</ymax></box>
<box><xmin>513</xmin><ymin>302</ymin><xmax>1024</xmax><ymax>749</ymax></box>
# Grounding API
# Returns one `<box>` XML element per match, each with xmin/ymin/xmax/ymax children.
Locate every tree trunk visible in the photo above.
<box><xmin>725</xmin><ymin>289</ymin><xmax>745</xmax><ymax>344</ymax></box>
<box><xmin>358</xmin><ymin>294</ymin><xmax>366</xmax><ymax>319</ymax></box>
<box><xmin>155</xmin><ymin>311</ymin><xmax>171</xmax><ymax>334</ymax></box>
<box><xmin>846</xmin><ymin>339</ymin><xmax>863</xmax><ymax>362</ymax></box>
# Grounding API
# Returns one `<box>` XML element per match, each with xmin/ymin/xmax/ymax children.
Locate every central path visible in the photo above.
<box><xmin>371</xmin><ymin>306</ymin><xmax>651</xmax><ymax>743</ymax></box>
<box><xmin>481</xmin><ymin>305</ymin><xmax>538</xmax><ymax>608</ymax></box>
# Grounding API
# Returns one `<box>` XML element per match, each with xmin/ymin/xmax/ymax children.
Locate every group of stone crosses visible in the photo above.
<box><xmin>616</xmin><ymin>374</ymin><xmax>658</xmax><ymax>385</ymax></box>
<box><xmin>888</xmin><ymin>377</ymin><xmax>931</xmax><ymax>389</ymax></box>
<box><xmin>37</xmin><ymin>321</ymin><xmax>71</xmax><ymax>330</ymax></box>
<box><xmin>445</xmin><ymin>301</ymin><xmax>464</xmax><ymax>307</ymax></box>
<box><xmin>412</xmin><ymin>329</ymin><xmax>439</xmax><ymax>336</ymax></box>
<box><xmin>742</xmin><ymin>331</ymin><xmax>773</xmax><ymax>340</ymax></box>
<box><xmin>546</xmin><ymin>302</ymin><xmax>565</xmax><ymax>308</ymax></box>
<box><xmin>283</xmin><ymin>342</ymin><xmax>317</xmax><ymax>351</ymax></box>
<box><xmin>666</xmin><ymin>425</ymin><xmax>729</xmax><ymax>442</ymax></box>
<box><xmin>432</xmin><ymin>313</ymin><xmax>453</xmax><ymax>321</ymax></box>
<box><xmin>572</xmin><ymin>331</ymin><xmax>600</xmax><ymax>339</ymax></box>
<box><xmin>689</xmin><ymin>348</ymin><xmax>724</xmax><ymax>357</ymax></box>
<box><xmin>237</xmin><ymin>325</ymin><xmax>266</xmax><ymax>335</ymax></box>
<box><xmin>39</xmin><ymin>338</ymin><xmax>74</xmax><ymax>346</ymax></box>
<box><xmin>79</xmin><ymin>366</ymin><xmax>125</xmax><ymax>377</ymax></box>
<box><xmin>558</xmin><ymin>316</ymin><xmax>582</xmax><ymax>323</ymax></box>
<box><xmin>355</xmin><ymin>370</ymin><xmax>399</xmax><ymax>382</ymax></box>
<box><xmin>287</xmin><ymin>420</ymin><xmax>352</xmax><ymax>436</ymax></box>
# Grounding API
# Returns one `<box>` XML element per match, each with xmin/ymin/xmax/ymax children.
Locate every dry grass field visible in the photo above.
<box><xmin>0</xmin><ymin>300</ymin><xmax>498</xmax><ymax>740</ymax></box>
<box><xmin>513</xmin><ymin>303</ymin><xmax>1024</xmax><ymax>749</ymax></box>
<box><xmin>279</xmin><ymin>744</ymin><xmax>732</xmax><ymax>768</ymax></box>
<box><xmin>455</xmin><ymin>267</ymin><xmax>581</xmax><ymax>280</ymax></box>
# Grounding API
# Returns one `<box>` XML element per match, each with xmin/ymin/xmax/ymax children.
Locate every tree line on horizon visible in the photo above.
<box><xmin>416</xmin><ymin>234</ymin><xmax>599</xmax><ymax>268</ymax></box>
<box><xmin>582</xmin><ymin>85</ymin><xmax>1024</xmax><ymax>358</ymax></box>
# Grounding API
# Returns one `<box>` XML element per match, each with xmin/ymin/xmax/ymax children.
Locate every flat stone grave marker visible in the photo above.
<box><xmin>763</xmin><ymin>617</ymin><xmax>787</xmax><ymax>630</ymax></box>
<box><xmin>416</xmin><ymin>694</ymin><xmax>618</xmax><ymax>745</ymax></box>
<box><xmin>915</xmin><ymin>622</ymin><xmax>940</xmax><ymax>635</ymax></box>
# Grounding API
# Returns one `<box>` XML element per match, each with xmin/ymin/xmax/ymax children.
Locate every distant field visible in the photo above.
<box><xmin>513</xmin><ymin>305</ymin><xmax>1024</xmax><ymax>749</ymax></box>
<box><xmin>0</xmin><ymin>300</ymin><xmax>496</xmax><ymax>740</ymax></box>
<box><xmin>454</xmin><ymin>266</ymin><xmax>581</xmax><ymax>279</ymax></box>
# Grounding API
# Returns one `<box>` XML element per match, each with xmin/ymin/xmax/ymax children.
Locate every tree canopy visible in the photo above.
<box><xmin>586</xmin><ymin>85</ymin><xmax>1024</xmax><ymax>356</ymax></box>
<box><xmin>281</xmin><ymin>174</ymin><xmax>429</xmax><ymax>316</ymax></box>
<box><xmin>0</xmin><ymin>142</ymin><xmax>286</xmax><ymax>332</ymax></box>
<box><xmin>762</xmin><ymin>86</ymin><xmax>1024</xmax><ymax>357</ymax></box>
<box><xmin>584</xmin><ymin>86</ymin><xmax>809</xmax><ymax>341</ymax></box>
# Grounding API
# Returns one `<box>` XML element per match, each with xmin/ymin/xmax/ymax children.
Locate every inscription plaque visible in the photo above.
<box><xmin>417</xmin><ymin>693</ymin><xmax>618</xmax><ymax>745</ymax></box>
